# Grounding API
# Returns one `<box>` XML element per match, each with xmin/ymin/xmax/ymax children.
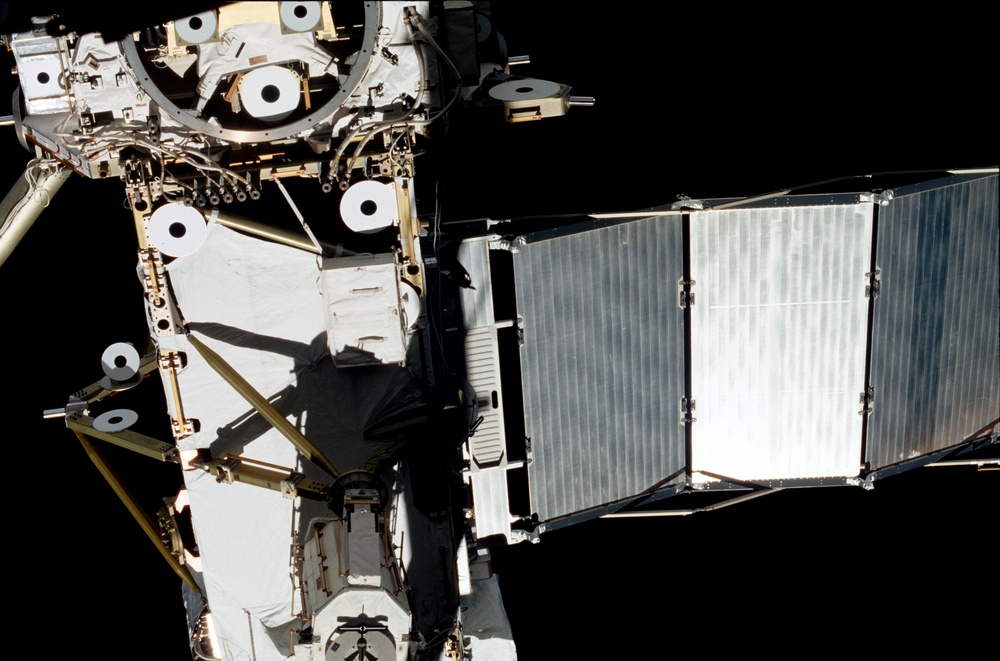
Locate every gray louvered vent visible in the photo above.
<box><xmin>465</xmin><ymin>326</ymin><xmax>506</xmax><ymax>470</ymax></box>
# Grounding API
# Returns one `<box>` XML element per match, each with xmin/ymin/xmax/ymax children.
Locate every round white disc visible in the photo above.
<box><xmin>239</xmin><ymin>66</ymin><xmax>301</xmax><ymax>121</ymax></box>
<box><xmin>340</xmin><ymin>180</ymin><xmax>397</xmax><ymax>233</ymax></box>
<box><xmin>176</xmin><ymin>11</ymin><xmax>218</xmax><ymax>44</ymax></box>
<box><xmin>488</xmin><ymin>79</ymin><xmax>562</xmax><ymax>102</ymax></box>
<box><xmin>279</xmin><ymin>2</ymin><xmax>322</xmax><ymax>32</ymax></box>
<box><xmin>400</xmin><ymin>280</ymin><xmax>421</xmax><ymax>328</ymax></box>
<box><xmin>101</xmin><ymin>342</ymin><xmax>140</xmax><ymax>381</ymax></box>
<box><xmin>93</xmin><ymin>409</ymin><xmax>138</xmax><ymax>433</ymax></box>
<box><xmin>99</xmin><ymin>374</ymin><xmax>143</xmax><ymax>392</ymax></box>
<box><xmin>476</xmin><ymin>13</ymin><xmax>492</xmax><ymax>43</ymax></box>
<box><xmin>147</xmin><ymin>203</ymin><xmax>207</xmax><ymax>257</ymax></box>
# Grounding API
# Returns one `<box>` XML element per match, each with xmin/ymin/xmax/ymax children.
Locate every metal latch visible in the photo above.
<box><xmin>680</xmin><ymin>397</ymin><xmax>696</xmax><ymax>425</ymax></box>
<box><xmin>678</xmin><ymin>278</ymin><xmax>695</xmax><ymax>309</ymax></box>
<box><xmin>858</xmin><ymin>386</ymin><xmax>874</xmax><ymax>417</ymax></box>
<box><xmin>865</xmin><ymin>269</ymin><xmax>880</xmax><ymax>299</ymax></box>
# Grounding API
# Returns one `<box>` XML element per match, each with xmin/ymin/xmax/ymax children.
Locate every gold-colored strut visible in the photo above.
<box><xmin>159</xmin><ymin>351</ymin><xmax>194</xmax><ymax>439</ymax></box>
<box><xmin>301</xmin><ymin>74</ymin><xmax>312</xmax><ymax>111</ymax></box>
<box><xmin>73</xmin><ymin>431</ymin><xmax>200</xmax><ymax>594</ymax></box>
<box><xmin>187</xmin><ymin>334</ymin><xmax>340</xmax><ymax>478</ymax></box>
<box><xmin>143</xmin><ymin>251</ymin><xmax>161</xmax><ymax>306</ymax></box>
<box><xmin>395</xmin><ymin>179</ymin><xmax>424</xmax><ymax>296</ymax></box>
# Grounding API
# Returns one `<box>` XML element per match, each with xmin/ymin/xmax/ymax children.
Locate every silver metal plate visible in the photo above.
<box><xmin>690</xmin><ymin>203</ymin><xmax>873</xmax><ymax>481</ymax></box>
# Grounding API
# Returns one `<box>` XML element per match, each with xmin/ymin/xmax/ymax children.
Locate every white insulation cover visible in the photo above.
<box><xmin>461</xmin><ymin>575</ymin><xmax>517</xmax><ymax>661</ymax></box>
<box><xmin>690</xmin><ymin>203</ymin><xmax>873</xmax><ymax>481</ymax></box>
<box><xmin>160</xmin><ymin>223</ymin><xmax>423</xmax><ymax>660</ymax></box>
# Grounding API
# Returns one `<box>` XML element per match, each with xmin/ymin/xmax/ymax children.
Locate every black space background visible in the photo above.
<box><xmin>1</xmin><ymin>3</ymin><xmax>996</xmax><ymax>660</ymax></box>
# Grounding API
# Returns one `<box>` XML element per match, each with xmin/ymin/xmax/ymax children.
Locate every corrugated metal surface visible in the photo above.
<box><xmin>468</xmin><ymin>470</ymin><xmax>512</xmax><ymax>542</ymax></box>
<box><xmin>465</xmin><ymin>326</ymin><xmax>507</xmax><ymax>470</ymax></box>
<box><xmin>514</xmin><ymin>217</ymin><xmax>686</xmax><ymax>522</ymax></box>
<box><xmin>690</xmin><ymin>203</ymin><xmax>872</xmax><ymax>481</ymax></box>
<box><xmin>457</xmin><ymin>238</ymin><xmax>495</xmax><ymax>329</ymax></box>
<box><xmin>867</xmin><ymin>175</ymin><xmax>1000</xmax><ymax>469</ymax></box>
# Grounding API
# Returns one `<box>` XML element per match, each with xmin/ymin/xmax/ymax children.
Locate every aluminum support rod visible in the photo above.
<box><xmin>602</xmin><ymin>488</ymin><xmax>780</xmax><ymax>519</ymax></box>
<box><xmin>187</xmin><ymin>333</ymin><xmax>340</xmax><ymax>479</ymax></box>
<box><xmin>74</xmin><ymin>430</ymin><xmax>200</xmax><ymax>593</ymax></box>
<box><xmin>0</xmin><ymin>164</ymin><xmax>71</xmax><ymax>267</ymax></box>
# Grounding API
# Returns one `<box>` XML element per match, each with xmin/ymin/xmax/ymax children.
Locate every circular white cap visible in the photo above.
<box><xmin>488</xmin><ymin>79</ymin><xmax>562</xmax><ymax>102</ymax></box>
<box><xmin>400</xmin><ymin>280</ymin><xmax>421</xmax><ymax>328</ymax></box>
<box><xmin>101</xmin><ymin>342</ymin><xmax>140</xmax><ymax>381</ymax></box>
<box><xmin>280</xmin><ymin>2</ymin><xmax>322</xmax><ymax>32</ymax></box>
<box><xmin>148</xmin><ymin>204</ymin><xmax>207</xmax><ymax>257</ymax></box>
<box><xmin>340</xmin><ymin>180</ymin><xmax>397</xmax><ymax>233</ymax></box>
<box><xmin>240</xmin><ymin>66</ymin><xmax>301</xmax><ymax>122</ymax></box>
<box><xmin>176</xmin><ymin>11</ymin><xmax>218</xmax><ymax>44</ymax></box>
<box><xmin>93</xmin><ymin>409</ymin><xmax>138</xmax><ymax>433</ymax></box>
<box><xmin>475</xmin><ymin>13</ymin><xmax>492</xmax><ymax>43</ymax></box>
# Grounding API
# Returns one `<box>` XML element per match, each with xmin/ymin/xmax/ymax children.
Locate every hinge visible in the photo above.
<box><xmin>216</xmin><ymin>457</ymin><xmax>242</xmax><ymax>484</ymax></box>
<box><xmin>281</xmin><ymin>473</ymin><xmax>305</xmax><ymax>500</ymax></box>
<box><xmin>679</xmin><ymin>397</ymin><xmax>696</xmax><ymax>425</ymax></box>
<box><xmin>860</xmin><ymin>189</ymin><xmax>894</xmax><ymax>206</ymax></box>
<box><xmin>858</xmin><ymin>386</ymin><xmax>874</xmax><ymax>416</ymax></box>
<box><xmin>865</xmin><ymin>268</ymin><xmax>880</xmax><ymax>299</ymax></box>
<box><xmin>678</xmin><ymin>278</ymin><xmax>695</xmax><ymax>309</ymax></box>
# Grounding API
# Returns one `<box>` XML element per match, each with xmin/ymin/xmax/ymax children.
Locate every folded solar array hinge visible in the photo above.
<box><xmin>860</xmin><ymin>189</ymin><xmax>895</xmax><ymax>206</ymax></box>
<box><xmin>858</xmin><ymin>386</ymin><xmax>874</xmax><ymax>417</ymax></box>
<box><xmin>680</xmin><ymin>397</ymin><xmax>696</xmax><ymax>425</ymax></box>
<box><xmin>678</xmin><ymin>278</ymin><xmax>695</xmax><ymax>309</ymax></box>
<box><xmin>865</xmin><ymin>269</ymin><xmax>881</xmax><ymax>300</ymax></box>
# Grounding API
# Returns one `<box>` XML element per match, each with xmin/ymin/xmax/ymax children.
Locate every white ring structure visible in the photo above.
<box><xmin>239</xmin><ymin>66</ymin><xmax>302</xmax><ymax>122</ymax></box>
<box><xmin>93</xmin><ymin>409</ymin><xmax>139</xmax><ymax>433</ymax></box>
<box><xmin>148</xmin><ymin>204</ymin><xmax>207</xmax><ymax>257</ymax></box>
<box><xmin>340</xmin><ymin>180</ymin><xmax>397</xmax><ymax>233</ymax></box>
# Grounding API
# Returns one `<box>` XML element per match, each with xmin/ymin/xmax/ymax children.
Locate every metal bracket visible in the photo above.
<box><xmin>678</xmin><ymin>278</ymin><xmax>695</xmax><ymax>309</ymax></box>
<box><xmin>671</xmin><ymin>194</ymin><xmax>704</xmax><ymax>210</ymax></box>
<box><xmin>159</xmin><ymin>350</ymin><xmax>195</xmax><ymax>439</ymax></box>
<box><xmin>509</xmin><ymin>527</ymin><xmax>541</xmax><ymax>545</ymax></box>
<box><xmin>680</xmin><ymin>397</ymin><xmax>697</xmax><ymax>425</ymax></box>
<box><xmin>66</xmin><ymin>413</ymin><xmax>178</xmax><ymax>462</ymax></box>
<box><xmin>861</xmin><ymin>189</ymin><xmax>895</xmax><ymax>206</ymax></box>
<box><xmin>140</xmin><ymin>248</ymin><xmax>184</xmax><ymax>336</ymax></box>
<box><xmin>380</xmin><ymin>46</ymin><xmax>399</xmax><ymax>66</ymax></box>
<box><xmin>281</xmin><ymin>473</ymin><xmax>306</xmax><ymax>500</ymax></box>
<box><xmin>216</xmin><ymin>457</ymin><xmax>242</xmax><ymax>484</ymax></box>
<box><xmin>865</xmin><ymin>268</ymin><xmax>881</xmax><ymax>300</ymax></box>
<box><xmin>847</xmin><ymin>473</ymin><xmax>876</xmax><ymax>490</ymax></box>
<box><xmin>858</xmin><ymin>386</ymin><xmax>874</xmax><ymax>417</ymax></box>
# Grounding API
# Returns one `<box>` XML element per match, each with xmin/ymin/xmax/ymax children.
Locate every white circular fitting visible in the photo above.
<box><xmin>148</xmin><ymin>204</ymin><xmax>207</xmax><ymax>257</ymax></box>
<box><xmin>488</xmin><ymin>79</ymin><xmax>562</xmax><ymax>102</ymax></box>
<box><xmin>280</xmin><ymin>2</ymin><xmax>322</xmax><ymax>32</ymax></box>
<box><xmin>93</xmin><ymin>409</ymin><xmax>139</xmax><ymax>433</ymax></box>
<box><xmin>340</xmin><ymin>180</ymin><xmax>397</xmax><ymax>233</ymax></box>
<box><xmin>175</xmin><ymin>11</ymin><xmax>218</xmax><ymax>44</ymax></box>
<box><xmin>101</xmin><ymin>342</ymin><xmax>140</xmax><ymax>381</ymax></box>
<box><xmin>400</xmin><ymin>280</ymin><xmax>421</xmax><ymax>328</ymax></box>
<box><xmin>475</xmin><ymin>13</ymin><xmax>492</xmax><ymax>43</ymax></box>
<box><xmin>239</xmin><ymin>66</ymin><xmax>302</xmax><ymax>122</ymax></box>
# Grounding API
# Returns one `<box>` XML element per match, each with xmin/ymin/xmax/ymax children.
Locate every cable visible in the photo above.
<box><xmin>1</xmin><ymin>159</ymin><xmax>59</xmax><ymax>237</ymax></box>
<box><xmin>331</xmin><ymin>8</ymin><xmax>463</xmax><ymax>184</ymax></box>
